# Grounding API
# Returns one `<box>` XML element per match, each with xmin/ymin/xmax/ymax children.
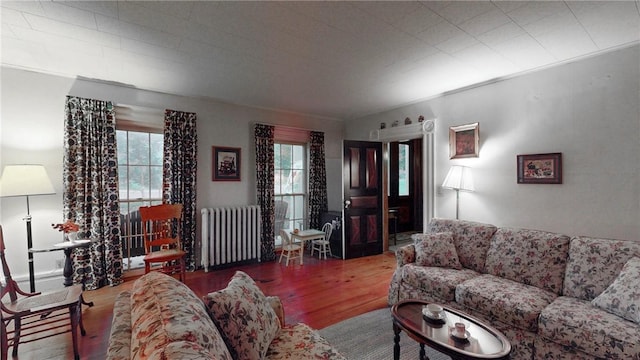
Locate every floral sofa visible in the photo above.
<box><xmin>107</xmin><ymin>271</ymin><xmax>345</xmax><ymax>360</ymax></box>
<box><xmin>388</xmin><ymin>218</ymin><xmax>640</xmax><ymax>360</ymax></box>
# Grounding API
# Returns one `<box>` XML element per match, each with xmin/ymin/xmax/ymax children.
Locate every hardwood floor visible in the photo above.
<box><xmin>9</xmin><ymin>251</ymin><xmax>398</xmax><ymax>360</ymax></box>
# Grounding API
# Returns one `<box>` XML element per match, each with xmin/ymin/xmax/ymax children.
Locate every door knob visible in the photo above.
<box><xmin>344</xmin><ymin>200</ymin><xmax>351</xmax><ymax>209</ymax></box>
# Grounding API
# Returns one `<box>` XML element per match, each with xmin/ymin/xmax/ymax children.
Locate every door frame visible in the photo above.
<box><xmin>368</xmin><ymin>120</ymin><xmax>436</xmax><ymax>248</ymax></box>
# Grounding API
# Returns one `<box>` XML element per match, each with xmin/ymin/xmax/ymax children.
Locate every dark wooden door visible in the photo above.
<box><xmin>343</xmin><ymin>140</ymin><xmax>383</xmax><ymax>259</ymax></box>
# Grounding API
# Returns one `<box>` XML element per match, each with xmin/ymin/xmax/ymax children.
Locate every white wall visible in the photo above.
<box><xmin>346</xmin><ymin>44</ymin><xmax>640</xmax><ymax>241</ymax></box>
<box><xmin>0</xmin><ymin>68</ymin><xmax>344</xmax><ymax>287</ymax></box>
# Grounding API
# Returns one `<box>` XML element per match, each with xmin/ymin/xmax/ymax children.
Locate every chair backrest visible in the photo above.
<box><xmin>139</xmin><ymin>204</ymin><xmax>183</xmax><ymax>253</ymax></box>
<box><xmin>279</xmin><ymin>229</ymin><xmax>293</xmax><ymax>247</ymax></box>
<box><xmin>322</xmin><ymin>222</ymin><xmax>333</xmax><ymax>241</ymax></box>
<box><xmin>0</xmin><ymin>226</ymin><xmax>19</xmax><ymax>303</ymax></box>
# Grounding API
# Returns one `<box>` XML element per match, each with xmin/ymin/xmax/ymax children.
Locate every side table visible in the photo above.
<box><xmin>29</xmin><ymin>240</ymin><xmax>94</xmax><ymax>307</ymax></box>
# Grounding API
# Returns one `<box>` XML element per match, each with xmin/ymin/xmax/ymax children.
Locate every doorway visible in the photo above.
<box><xmin>388</xmin><ymin>139</ymin><xmax>423</xmax><ymax>234</ymax></box>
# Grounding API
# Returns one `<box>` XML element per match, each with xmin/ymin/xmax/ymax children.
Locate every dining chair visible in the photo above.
<box><xmin>0</xmin><ymin>226</ymin><xmax>87</xmax><ymax>360</ymax></box>
<box><xmin>139</xmin><ymin>203</ymin><xmax>186</xmax><ymax>282</ymax></box>
<box><xmin>311</xmin><ymin>222</ymin><xmax>333</xmax><ymax>259</ymax></box>
<box><xmin>278</xmin><ymin>229</ymin><xmax>301</xmax><ymax>266</ymax></box>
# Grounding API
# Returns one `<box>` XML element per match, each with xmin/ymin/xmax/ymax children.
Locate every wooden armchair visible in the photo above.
<box><xmin>1</xmin><ymin>226</ymin><xmax>87</xmax><ymax>360</ymax></box>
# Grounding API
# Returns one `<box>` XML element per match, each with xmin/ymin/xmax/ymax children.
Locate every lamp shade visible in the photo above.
<box><xmin>0</xmin><ymin>164</ymin><xmax>56</xmax><ymax>197</ymax></box>
<box><xmin>442</xmin><ymin>165</ymin><xmax>474</xmax><ymax>192</ymax></box>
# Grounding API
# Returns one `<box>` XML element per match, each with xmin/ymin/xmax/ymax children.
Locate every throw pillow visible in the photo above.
<box><xmin>204</xmin><ymin>271</ymin><xmax>281</xmax><ymax>360</ymax></box>
<box><xmin>591</xmin><ymin>256</ymin><xmax>640</xmax><ymax>324</ymax></box>
<box><xmin>413</xmin><ymin>232</ymin><xmax>462</xmax><ymax>270</ymax></box>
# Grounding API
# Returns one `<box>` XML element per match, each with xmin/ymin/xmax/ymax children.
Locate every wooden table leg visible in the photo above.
<box><xmin>393</xmin><ymin>322</ymin><xmax>401</xmax><ymax>360</ymax></box>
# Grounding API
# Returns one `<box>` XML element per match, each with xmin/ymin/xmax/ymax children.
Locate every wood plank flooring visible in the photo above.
<box><xmin>9</xmin><ymin>251</ymin><xmax>398</xmax><ymax>360</ymax></box>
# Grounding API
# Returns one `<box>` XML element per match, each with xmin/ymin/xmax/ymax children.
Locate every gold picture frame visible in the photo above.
<box><xmin>449</xmin><ymin>122</ymin><xmax>479</xmax><ymax>159</ymax></box>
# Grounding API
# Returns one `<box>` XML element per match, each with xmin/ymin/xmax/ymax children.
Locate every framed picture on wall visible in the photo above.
<box><xmin>449</xmin><ymin>122</ymin><xmax>479</xmax><ymax>159</ymax></box>
<box><xmin>517</xmin><ymin>153</ymin><xmax>562</xmax><ymax>184</ymax></box>
<box><xmin>212</xmin><ymin>146</ymin><xmax>241</xmax><ymax>181</ymax></box>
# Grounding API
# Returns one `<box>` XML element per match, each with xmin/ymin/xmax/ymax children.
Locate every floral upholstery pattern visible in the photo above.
<box><xmin>538</xmin><ymin>296</ymin><xmax>640</xmax><ymax>359</ymax></box>
<box><xmin>389</xmin><ymin>220</ymin><xmax>640</xmax><ymax>360</ymax></box>
<box><xmin>426</xmin><ymin>218</ymin><xmax>497</xmax><ymax>273</ymax></box>
<box><xmin>413</xmin><ymin>232</ymin><xmax>462</xmax><ymax>269</ymax></box>
<box><xmin>456</xmin><ymin>274</ymin><xmax>558</xmax><ymax>332</ymax></box>
<box><xmin>148</xmin><ymin>341</ymin><xmax>223</xmax><ymax>360</ymax></box>
<box><xmin>108</xmin><ymin>271</ymin><xmax>345</xmax><ymax>360</ymax></box>
<box><xmin>106</xmin><ymin>291</ymin><xmax>133</xmax><ymax>360</ymax></box>
<box><xmin>395</xmin><ymin>243</ymin><xmax>416</xmax><ymax>267</ymax></box>
<box><xmin>266</xmin><ymin>323</ymin><xmax>346</xmax><ymax>359</ymax></box>
<box><xmin>563</xmin><ymin>236</ymin><xmax>640</xmax><ymax>301</ymax></box>
<box><xmin>484</xmin><ymin>227</ymin><xmax>570</xmax><ymax>295</ymax></box>
<box><xmin>128</xmin><ymin>272</ymin><xmax>231</xmax><ymax>360</ymax></box>
<box><xmin>204</xmin><ymin>271</ymin><xmax>281</xmax><ymax>360</ymax></box>
<box><xmin>402</xmin><ymin>264</ymin><xmax>479</xmax><ymax>301</ymax></box>
<box><xmin>592</xmin><ymin>256</ymin><xmax>640</xmax><ymax>324</ymax></box>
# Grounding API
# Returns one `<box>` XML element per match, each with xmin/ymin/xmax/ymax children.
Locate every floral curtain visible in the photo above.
<box><xmin>254</xmin><ymin>124</ymin><xmax>276</xmax><ymax>261</ymax></box>
<box><xmin>308</xmin><ymin>131</ymin><xmax>328</xmax><ymax>229</ymax></box>
<box><xmin>163</xmin><ymin>109</ymin><xmax>198</xmax><ymax>271</ymax></box>
<box><xmin>63</xmin><ymin>96</ymin><xmax>123</xmax><ymax>289</ymax></box>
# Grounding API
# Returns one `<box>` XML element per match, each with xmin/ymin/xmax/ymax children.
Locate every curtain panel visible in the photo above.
<box><xmin>163</xmin><ymin>109</ymin><xmax>198</xmax><ymax>271</ymax></box>
<box><xmin>63</xmin><ymin>96</ymin><xmax>123</xmax><ymax>289</ymax></box>
<box><xmin>254</xmin><ymin>124</ymin><xmax>276</xmax><ymax>261</ymax></box>
<box><xmin>308</xmin><ymin>131</ymin><xmax>328</xmax><ymax>229</ymax></box>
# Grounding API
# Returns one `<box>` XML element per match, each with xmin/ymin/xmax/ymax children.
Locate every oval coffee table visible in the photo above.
<box><xmin>391</xmin><ymin>299</ymin><xmax>511</xmax><ymax>360</ymax></box>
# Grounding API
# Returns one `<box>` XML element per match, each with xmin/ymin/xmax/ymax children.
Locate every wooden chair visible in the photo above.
<box><xmin>0</xmin><ymin>226</ymin><xmax>87</xmax><ymax>360</ymax></box>
<box><xmin>311</xmin><ymin>222</ymin><xmax>333</xmax><ymax>259</ymax></box>
<box><xmin>278</xmin><ymin>229</ymin><xmax>301</xmax><ymax>266</ymax></box>
<box><xmin>139</xmin><ymin>204</ymin><xmax>186</xmax><ymax>282</ymax></box>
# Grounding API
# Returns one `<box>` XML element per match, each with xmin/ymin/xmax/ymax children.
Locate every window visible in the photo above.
<box><xmin>274</xmin><ymin>143</ymin><xmax>307</xmax><ymax>235</ymax></box>
<box><xmin>398</xmin><ymin>143</ymin><xmax>409</xmax><ymax>196</ymax></box>
<box><xmin>116</xmin><ymin>129</ymin><xmax>164</xmax><ymax>267</ymax></box>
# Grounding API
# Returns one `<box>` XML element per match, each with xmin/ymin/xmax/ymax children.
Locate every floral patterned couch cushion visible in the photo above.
<box><xmin>426</xmin><ymin>218</ymin><xmax>497</xmax><ymax>273</ymax></box>
<box><xmin>413</xmin><ymin>232</ymin><xmax>462</xmax><ymax>269</ymax></box>
<box><xmin>402</xmin><ymin>264</ymin><xmax>480</xmax><ymax>302</ymax></box>
<box><xmin>538</xmin><ymin>296</ymin><xmax>640</xmax><ymax>359</ymax></box>
<box><xmin>266</xmin><ymin>323</ymin><xmax>346</xmax><ymax>359</ymax></box>
<box><xmin>129</xmin><ymin>272</ymin><xmax>232</xmax><ymax>360</ymax></box>
<box><xmin>484</xmin><ymin>227</ymin><xmax>570</xmax><ymax>295</ymax></box>
<box><xmin>455</xmin><ymin>274</ymin><xmax>558</xmax><ymax>332</ymax></box>
<box><xmin>106</xmin><ymin>291</ymin><xmax>133</xmax><ymax>360</ymax></box>
<box><xmin>563</xmin><ymin>236</ymin><xmax>640</xmax><ymax>301</ymax></box>
<box><xmin>204</xmin><ymin>271</ymin><xmax>281</xmax><ymax>360</ymax></box>
<box><xmin>591</xmin><ymin>256</ymin><xmax>640</xmax><ymax>324</ymax></box>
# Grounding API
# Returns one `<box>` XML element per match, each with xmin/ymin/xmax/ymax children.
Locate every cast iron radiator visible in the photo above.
<box><xmin>201</xmin><ymin>206</ymin><xmax>261</xmax><ymax>271</ymax></box>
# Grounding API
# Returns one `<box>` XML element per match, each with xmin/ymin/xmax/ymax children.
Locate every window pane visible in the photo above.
<box><xmin>399</xmin><ymin>144</ymin><xmax>409</xmax><ymax>196</ymax></box>
<box><xmin>119</xmin><ymin>165</ymin><xmax>128</xmax><ymax>200</ymax></box>
<box><xmin>117</xmin><ymin>130</ymin><xmax>127</xmax><ymax>165</ymax></box>
<box><xmin>150</xmin><ymin>166</ymin><xmax>163</xmax><ymax>199</ymax></box>
<box><xmin>150</xmin><ymin>133</ymin><xmax>163</xmax><ymax>165</ymax></box>
<box><xmin>129</xmin><ymin>165</ymin><xmax>150</xmax><ymax>199</ymax></box>
<box><xmin>128</xmin><ymin>132</ymin><xmax>150</xmax><ymax>165</ymax></box>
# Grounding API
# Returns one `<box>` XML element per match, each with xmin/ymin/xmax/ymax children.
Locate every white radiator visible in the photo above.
<box><xmin>201</xmin><ymin>206</ymin><xmax>261</xmax><ymax>271</ymax></box>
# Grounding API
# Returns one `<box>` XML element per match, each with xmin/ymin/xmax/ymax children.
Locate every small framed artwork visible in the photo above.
<box><xmin>212</xmin><ymin>146</ymin><xmax>241</xmax><ymax>181</ymax></box>
<box><xmin>449</xmin><ymin>122</ymin><xmax>479</xmax><ymax>159</ymax></box>
<box><xmin>517</xmin><ymin>153</ymin><xmax>562</xmax><ymax>184</ymax></box>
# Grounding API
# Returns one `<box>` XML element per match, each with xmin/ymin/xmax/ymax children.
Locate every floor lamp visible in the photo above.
<box><xmin>0</xmin><ymin>164</ymin><xmax>56</xmax><ymax>293</ymax></box>
<box><xmin>442</xmin><ymin>165</ymin><xmax>474</xmax><ymax>220</ymax></box>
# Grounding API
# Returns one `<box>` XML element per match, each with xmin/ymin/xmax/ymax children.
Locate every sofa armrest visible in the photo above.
<box><xmin>266</xmin><ymin>295</ymin><xmax>286</xmax><ymax>327</ymax></box>
<box><xmin>106</xmin><ymin>291</ymin><xmax>132</xmax><ymax>360</ymax></box>
<box><xmin>395</xmin><ymin>244</ymin><xmax>416</xmax><ymax>267</ymax></box>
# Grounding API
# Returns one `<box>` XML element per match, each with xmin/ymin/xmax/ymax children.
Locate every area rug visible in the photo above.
<box><xmin>319</xmin><ymin>308</ymin><xmax>451</xmax><ymax>360</ymax></box>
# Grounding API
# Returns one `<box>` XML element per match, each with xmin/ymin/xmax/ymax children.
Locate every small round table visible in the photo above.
<box><xmin>29</xmin><ymin>239</ymin><xmax>92</xmax><ymax>287</ymax></box>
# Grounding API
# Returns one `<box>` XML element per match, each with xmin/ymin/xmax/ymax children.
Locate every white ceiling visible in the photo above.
<box><xmin>2</xmin><ymin>1</ymin><xmax>639</xmax><ymax>120</ymax></box>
